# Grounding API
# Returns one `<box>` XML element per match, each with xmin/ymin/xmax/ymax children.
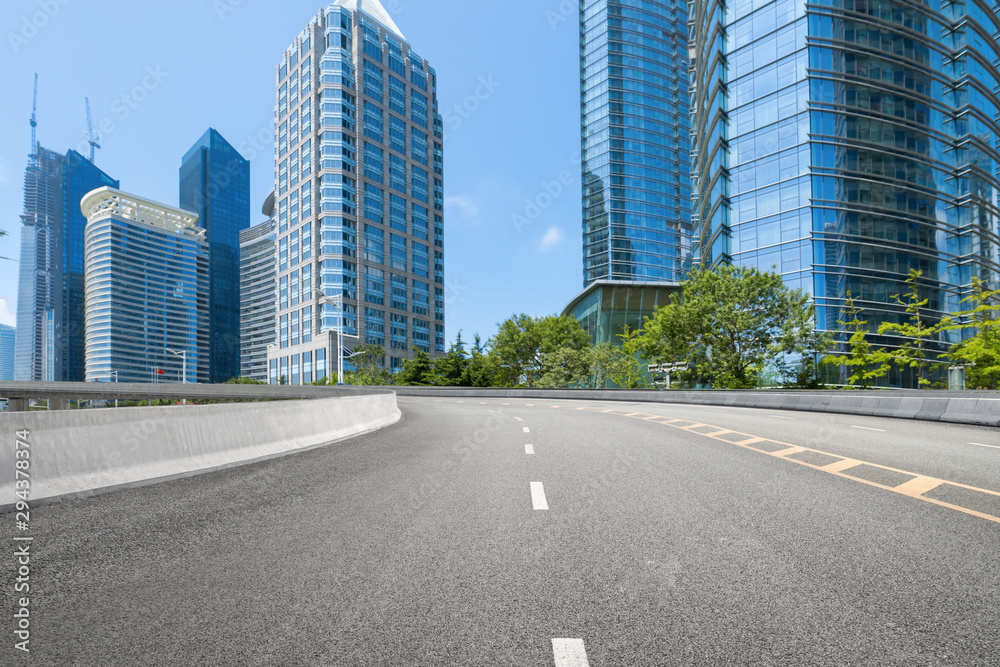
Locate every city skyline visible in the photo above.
<box><xmin>0</xmin><ymin>0</ymin><xmax>583</xmax><ymax>347</ymax></box>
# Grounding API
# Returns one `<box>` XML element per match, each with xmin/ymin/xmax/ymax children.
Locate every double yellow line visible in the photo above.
<box><xmin>553</xmin><ymin>405</ymin><xmax>1000</xmax><ymax>525</ymax></box>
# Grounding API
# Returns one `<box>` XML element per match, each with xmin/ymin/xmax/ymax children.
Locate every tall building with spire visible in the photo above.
<box><xmin>563</xmin><ymin>0</ymin><xmax>692</xmax><ymax>344</ymax></box>
<box><xmin>14</xmin><ymin>99</ymin><xmax>118</xmax><ymax>382</ymax></box>
<box><xmin>267</xmin><ymin>1</ymin><xmax>445</xmax><ymax>384</ymax></box>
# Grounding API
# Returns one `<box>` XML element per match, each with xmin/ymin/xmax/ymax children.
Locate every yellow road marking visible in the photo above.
<box><xmin>772</xmin><ymin>446</ymin><xmax>807</xmax><ymax>458</ymax></box>
<box><xmin>607</xmin><ymin>410</ymin><xmax>1000</xmax><ymax>525</ymax></box>
<box><xmin>894</xmin><ymin>476</ymin><xmax>946</xmax><ymax>498</ymax></box>
<box><xmin>822</xmin><ymin>458</ymin><xmax>863</xmax><ymax>473</ymax></box>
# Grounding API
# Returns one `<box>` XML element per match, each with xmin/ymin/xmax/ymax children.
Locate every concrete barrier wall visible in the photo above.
<box><xmin>0</xmin><ymin>394</ymin><xmax>400</xmax><ymax>512</ymax></box>
<box><xmin>392</xmin><ymin>387</ymin><xmax>1000</xmax><ymax>427</ymax></box>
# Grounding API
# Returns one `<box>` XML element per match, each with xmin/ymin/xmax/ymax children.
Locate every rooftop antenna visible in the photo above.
<box><xmin>29</xmin><ymin>73</ymin><xmax>38</xmax><ymax>159</ymax></box>
<box><xmin>85</xmin><ymin>97</ymin><xmax>101</xmax><ymax>163</ymax></box>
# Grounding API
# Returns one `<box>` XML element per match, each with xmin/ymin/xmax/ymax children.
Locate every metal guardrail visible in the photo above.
<box><xmin>0</xmin><ymin>382</ymin><xmax>393</xmax><ymax>412</ymax></box>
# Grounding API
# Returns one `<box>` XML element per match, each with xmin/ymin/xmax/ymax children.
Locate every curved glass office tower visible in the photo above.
<box><xmin>567</xmin><ymin>0</ymin><xmax>692</xmax><ymax>343</ymax></box>
<box><xmin>691</xmin><ymin>0</ymin><xmax>1000</xmax><ymax>386</ymax></box>
<box><xmin>82</xmin><ymin>188</ymin><xmax>209</xmax><ymax>384</ymax></box>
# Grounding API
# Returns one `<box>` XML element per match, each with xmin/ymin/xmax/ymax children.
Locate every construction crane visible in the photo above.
<box><xmin>85</xmin><ymin>97</ymin><xmax>100</xmax><ymax>164</ymax></box>
<box><xmin>29</xmin><ymin>73</ymin><xmax>38</xmax><ymax>159</ymax></box>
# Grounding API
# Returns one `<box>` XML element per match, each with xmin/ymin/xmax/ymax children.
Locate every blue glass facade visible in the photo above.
<box><xmin>14</xmin><ymin>146</ymin><xmax>117</xmax><ymax>381</ymax></box>
<box><xmin>0</xmin><ymin>324</ymin><xmax>14</xmax><ymax>382</ymax></box>
<box><xmin>692</xmin><ymin>0</ymin><xmax>1000</xmax><ymax>387</ymax></box>
<box><xmin>82</xmin><ymin>188</ymin><xmax>210</xmax><ymax>384</ymax></box>
<box><xmin>581</xmin><ymin>0</ymin><xmax>692</xmax><ymax>286</ymax></box>
<box><xmin>268</xmin><ymin>1</ymin><xmax>445</xmax><ymax>384</ymax></box>
<box><xmin>179</xmin><ymin>129</ymin><xmax>251</xmax><ymax>383</ymax></box>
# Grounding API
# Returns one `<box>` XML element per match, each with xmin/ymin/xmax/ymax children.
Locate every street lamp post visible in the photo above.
<box><xmin>100</xmin><ymin>370</ymin><xmax>118</xmax><ymax>408</ymax></box>
<box><xmin>315</xmin><ymin>290</ymin><xmax>360</xmax><ymax>385</ymax></box>
<box><xmin>166</xmin><ymin>348</ymin><xmax>187</xmax><ymax>405</ymax></box>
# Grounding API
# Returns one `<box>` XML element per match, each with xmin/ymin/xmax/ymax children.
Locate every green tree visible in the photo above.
<box><xmin>821</xmin><ymin>294</ymin><xmax>891</xmax><ymax>388</ymax></box>
<box><xmin>223</xmin><ymin>377</ymin><xmax>267</xmax><ymax>385</ymax></box>
<box><xmin>638</xmin><ymin>266</ymin><xmax>818</xmax><ymax>389</ymax></box>
<box><xmin>945</xmin><ymin>277</ymin><xmax>1000</xmax><ymax>389</ymax></box>
<box><xmin>584</xmin><ymin>342</ymin><xmax>625</xmax><ymax>389</ymax></box>
<box><xmin>611</xmin><ymin>325</ymin><xmax>649</xmax><ymax>389</ymax></box>
<box><xmin>395</xmin><ymin>347</ymin><xmax>435</xmax><ymax>386</ymax></box>
<box><xmin>461</xmin><ymin>334</ymin><xmax>496</xmax><ymax>387</ymax></box>
<box><xmin>877</xmin><ymin>269</ymin><xmax>950</xmax><ymax>388</ymax></box>
<box><xmin>488</xmin><ymin>314</ymin><xmax>591</xmax><ymax>387</ymax></box>
<box><xmin>346</xmin><ymin>344</ymin><xmax>392</xmax><ymax>386</ymax></box>
<box><xmin>537</xmin><ymin>346</ymin><xmax>591</xmax><ymax>388</ymax></box>
<box><xmin>432</xmin><ymin>333</ymin><xmax>469</xmax><ymax>386</ymax></box>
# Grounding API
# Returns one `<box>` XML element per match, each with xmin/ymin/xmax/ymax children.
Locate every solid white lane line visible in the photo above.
<box><xmin>970</xmin><ymin>442</ymin><xmax>1000</xmax><ymax>450</ymax></box>
<box><xmin>530</xmin><ymin>482</ymin><xmax>549</xmax><ymax>510</ymax></box>
<box><xmin>772</xmin><ymin>416</ymin><xmax>795</xmax><ymax>420</ymax></box>
<box><xmin>523</xmin><ymin>427</ymin><xmax>531</xmax><ymax>433</ymax></box>
<box><xmin>851</xmin><ymin>426</ymin><xmax>886</xmax><ymax>432</ymax></box>
<box><xmin>552</xmin><ymin>638</ymin><xmax>590</xmax><ymax>666</ymax></box>
<box><xmin>525</xmin><ymin>444</ymin><xmax>535</xmax><ymax>455</ymax></box>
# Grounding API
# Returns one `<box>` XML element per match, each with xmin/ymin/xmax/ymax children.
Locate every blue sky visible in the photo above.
<box><xmin>0</xmin><ymin>0</ymin><xmax>585</xmax><ymax>345</ymax></box>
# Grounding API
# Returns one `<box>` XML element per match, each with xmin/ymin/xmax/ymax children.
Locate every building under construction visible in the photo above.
<box><xmin>14</xmin><ymin>79</ymin><xmax>118</xmax><ymax>382</ymax></box>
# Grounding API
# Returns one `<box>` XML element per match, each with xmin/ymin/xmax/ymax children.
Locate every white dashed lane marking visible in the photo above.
<box><xmin>530</xmin><ymin>482</ymin><xmax>549</xmax><ymax>510</ymax></box>
<box><xmin>851</xmin><ymin>426</ymin><xmax>886</xmax><ymax>432</ymax></box>
<box><xmin>525</xmin><ymin>445</ymin><xmax>535</xmax><ymax>455</ymax></box>
<box><xmin>523</xmin><ymin>427</ymin><xmax>530</xmax><ymax>433</ymax></box>
<box><xmin>552</xmin><ymin>638</ymin><xmax>590</xmax><ymax>666</ymax></box>
<box><xmin>970</xmin><ymin>442</ymin><xmax>1000</xmax><ymax>450</ymax></box>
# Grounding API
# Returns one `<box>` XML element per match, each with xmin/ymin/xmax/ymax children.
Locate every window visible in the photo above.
<box><xmin>364</xmin><ymin>183</ymin><xmax>384</xmax><ymax>224</ymax></box>
<box><xmin>364</xmin><ymin>101</ymin><xmax>383</xmax><ymax>143</ymax></box>
<box><xmin>389</xmin><ymin>155</ymin><xmax>406</xmax><ymax>193</ymax></box>
<box><xmin>410</xmin><ymin>90</ymin><xmax>428</xmax><ymax>127</ymax></box>
<box><xmin>364</xmin><ymin>143</ymin><xmax>384</xmax><ymax>182</ymax></box>
<box><xmin>390</xmin><ymin>234</ymin><xmax>407</xmax><ymax>272</ymax></box>
<box><xmin>389</xmin><ymin>77</ymin><xmax>406</xmax><ymax>115</ymax></box>
<box><xmin>365</xmin><ymin>224</ymin><xmax>384</xmax><ymax>264</ymax></box>
<box><xmin>363</xmin><ymin>60</ymin><xmax>383</xmax><ymax>102</ymax></box>
<box><xmin>390</xmin><ymin>195</ymin><xmax>407</xmax><ymax>232</ymax></box>
<box><xmin>411</xmin><ymin>127</ymin><xmax>428</xmax><ymax>165</ymax></box>
<box><xmin>391</xmin><ymin>274</ymin><xmax>407</xmax><ymax>310</ymax></box>
<box><xmin>411</xmin><ymin>166</ymin><xmax>429</xmax><ymax>202</ymax></box>
<box><xmin>389</xmin><ymin>115</ymin><xmax>406</xmax><ymax>154</ymax></box>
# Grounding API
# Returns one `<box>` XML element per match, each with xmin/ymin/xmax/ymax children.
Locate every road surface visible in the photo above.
<box><xmin>3</xmin><ymin>397</ymin><xmax>1000</xmax><ymax>665</ymax></box>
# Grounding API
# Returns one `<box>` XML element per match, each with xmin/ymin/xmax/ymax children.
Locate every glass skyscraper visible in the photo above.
<box><xmin>82</xmin><ymin>187</ymin><xmax>210</xmax><ymax>384</ymax></box>
<box><xmin>565</xmin><ymin>0</ymin><xmax>692</xmax><ymax>343</ymax></box>
<box><xmin>267</xmin><ymin>1</ymin><xmax>445</xmax><ymax>385</ymax></box>
<box><xmin>0</xmin><ymin>324</ymin><xmax>14</xmax><ymax>382</ymax></box>
<box><xmin>691</xmin><ymin>0</ymin><xmax>1000</xmax><ymax>387</ymax></box>
<box><xmin>14</xmin><ymin>146</ymin><xmax>118</xmax><ymax>382</ymax></box>
<box><xmin>179</xmin><ymin>128</ymin><xmax>251</xmax><ymax>384</ymax></box>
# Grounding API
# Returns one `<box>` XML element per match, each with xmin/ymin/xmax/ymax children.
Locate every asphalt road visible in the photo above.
<box><xmin>4</xmin><ymin>397</ymin><xmax>1000</xmax><ymax>666</ymax></box>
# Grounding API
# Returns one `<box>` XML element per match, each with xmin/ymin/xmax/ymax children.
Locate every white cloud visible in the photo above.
<box><xmin>0</xmin><ymin>299</ymin><xmax>15</xmax><ymax>327</ymax></box>
<box><xmin>537</xmin><ymin>225</ymin><xmax>566</xmax><ymax>252</ymax></box>
<box><xmin>445</xmin><ymin>195</ymin><xmax>481</xmax><ymax>224</ymax></box>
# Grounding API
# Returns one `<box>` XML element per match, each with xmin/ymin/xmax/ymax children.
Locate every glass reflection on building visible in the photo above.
<box><xmin>691</xmin><ymin>0</ymin><xmax>1000</xmax><ymax>387</ymax></box>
